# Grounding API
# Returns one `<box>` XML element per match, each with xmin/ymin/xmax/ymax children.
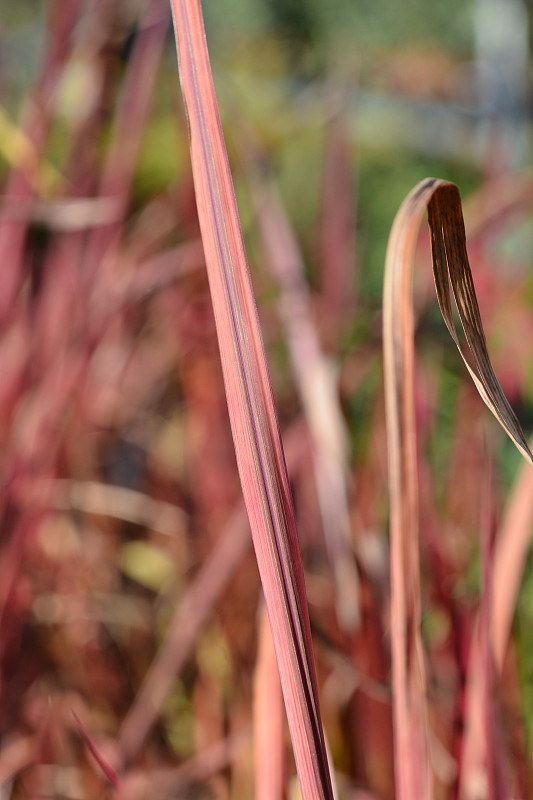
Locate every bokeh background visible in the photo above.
<box><xmin>0</xmin><ymin>1</ymin><xmax>533</xmax><ymax>798</ymax></box>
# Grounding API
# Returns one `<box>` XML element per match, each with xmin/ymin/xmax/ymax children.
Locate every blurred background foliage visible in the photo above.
<box><xmin>0</xmin><ymin>0</ymin><xmax>533</xmax><ymax>796</ymax></box>
<box><xmin>0</xmin><ymin>0</ymin><xmax>526</xmax><ymax>292</ymax></box>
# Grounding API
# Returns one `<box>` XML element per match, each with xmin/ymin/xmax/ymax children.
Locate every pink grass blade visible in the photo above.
<box><xmin>490</xmin><ymin>442</ymin><xmax>533</xmax><ymax>672</ymax></box>
<box><xmin>116</xmin><ymin>735</ymin><xmax>246</xmax><ymax>800</ymax></box>
<box><xmin>169</xmin><ymin>4</ymin><xmax>334</xmax><ymax>800</ymax></box>
<box><xmin>52</xmin><ymin>479</ymin><xmax>187</xmax><ymax>538</ymax></box>
<box><xmin>252</xmin><ymin>174</ymin><xmax>360</xmax><ymax>631</ymax></box>
<box><xmin>254</xmin><ymin>604</ymin><xmax>286</xmax><ymax>800</ymax></box>
<box><xmin>459</xmin><ymin>546</ymin><xmax>513</xmax><ymax>800</ymax></box>
<box><xmin>477</xmin><ymin>466</ymin><xmax>500</xmax><ymax>800</ymax></box>
<box><xmin>384</xmin><ymin>177</ymin><xmax>533</xmax><ymax>800</ymax></box>
<box><xmin>458</xmin><ymin>621</ymin><xmax>485</xmax><ymax>800</ymax></box>
<box><xmin>117</xmin><ymin>422</ymin><xmax>305</xmax><ymax>766</ymax></box>
<box><xmin>0</xmin><ymin>0</ymin><xmax>79</xmax><ymax>323</ymax></box>
<box><xmin>383</xmin><ymin>182</ymin><xmax>436</xmax><ymax>800</ymax></box>
<box><xmin>0</xmin><ymin>735</ymin><xmax>35</xmax><ymax>787</ymax></box>
<box><xmin>122</xmin><ymin>240</ymin><xmax>205</xmax><ymax>303</ymax></box>
<box><xmin>73</xmin><ymin>712</ymin><xmax>120</xmax><ymax>789</ymax></box>
<box><xmin>317</xmin><ymin>109</ymin><xmax>357</xmax><ymax>341</ymax></box>
<box><xmin>83</xmin><ymin>0</ymin><xmax>169</xmax><ymax>279</ymax></box>
<box><xmin>118</xmin><ymin>506</ymin><xmax>251</xmax><ymax>765</ymax></box>
<box><xmin>464</xmin><ymin>171</ymin><xmax>533</xmax><ymax>245</ymax></box>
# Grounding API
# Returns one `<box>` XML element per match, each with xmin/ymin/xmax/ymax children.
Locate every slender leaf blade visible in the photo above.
<box><xmin>169</xmin><ymin>3</ymin><xmax>334</xmax><ymax>799</ymax></box>
<box><xmin>383</xmin><ymin>177</ymin><xmax>532</xmax><ymax>800</ymax></box>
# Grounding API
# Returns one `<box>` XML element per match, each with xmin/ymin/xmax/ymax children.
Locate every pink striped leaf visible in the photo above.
<box><xmin>169</xmin><ymin>3</ymin><xmax>334</xmax><ymax>800</ymax></box>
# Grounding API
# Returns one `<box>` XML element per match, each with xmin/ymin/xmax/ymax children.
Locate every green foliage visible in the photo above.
<box><xmin>204</xmin><ymin>0</ymin><xmax>474</xmax><ymax>55</ymax></box>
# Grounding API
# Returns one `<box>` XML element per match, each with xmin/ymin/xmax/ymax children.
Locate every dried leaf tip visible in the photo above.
<box><xmin>426</xmin><ymin>181</ymin><xmax>533</xmax><ymax>465</ymax></box>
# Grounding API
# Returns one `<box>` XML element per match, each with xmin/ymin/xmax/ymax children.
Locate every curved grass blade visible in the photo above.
<box><xmin>168</xmin><ymin>3</ymin><xmax>334</xmax><ymax>800</ymax></box>
<box><xmin>427</xmin><ymin>182</ymin><xmax>532</xmax><ymax>464</ymax></box>
<box><xmin>383</xmin><ymin>177</ymin><xmax>532</xmax><ymax>800</ymax></box>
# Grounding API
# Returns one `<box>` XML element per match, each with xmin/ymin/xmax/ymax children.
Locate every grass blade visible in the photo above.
<box><xmin>0</xmin><ymin>0</ymin><xmax>78</xmax><ymax>322</ymax></box>
<box><xmin>254</xmin><ymin>604</ymin><xmax>285</xmax><ymax>800</ymax></box>
<box><xmin>384</xmin><ymin>182</ymin><xmax>434</xmax><ymax>800</ymax></box>
<box><xmin>118</xmin><ymin>507</ymin><xmax>250</xmax><ymax>765</ymax></box>
<box><xmin>383</xmin><ymin>177</ymin><xmax>533</xmax><ymax>800</ymax></box>
<box><xmin>426</xmin><ymin>182</ymin><xmax>532</xmax><ymax>463</ymax></box>
<box><xmin>169</xmin><ymin>3</ymin><xmax>334</xmax><ymax>799</ymax></box>
<box><xmin>83</xmin><ymin>0</ymin><xmax>169</xmax><ymax>279</ymax></box>
<box><xmin>317</xmin><ymin>110</ymin><xmax>357</xmax><ymax>342</ymax></box>
<box><xmin>491</xmin><ymin>449</ymin><xmax>533</xmax><ymax>671</ymax></box>
<box><xmin>252</xmin><ymin>173</ymin><xmax>360</xmax><ymax>631</ymax></box>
